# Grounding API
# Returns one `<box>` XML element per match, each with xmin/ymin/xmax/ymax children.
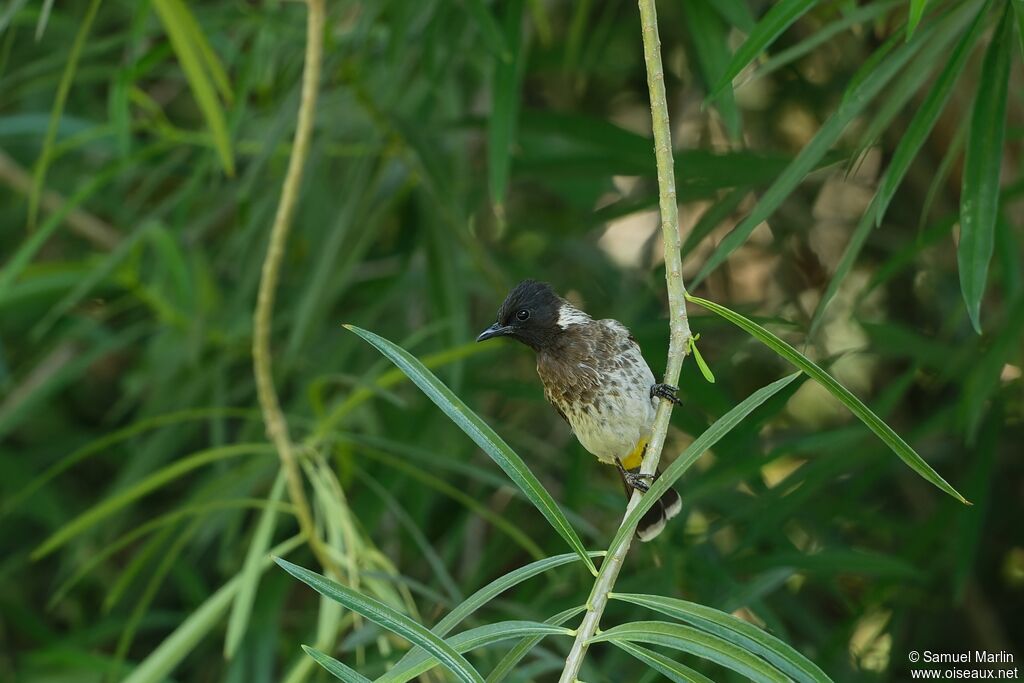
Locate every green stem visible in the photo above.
<box><xmin>252</xmin><ymin>0</ymin><xmax>337</xmax><ymax>577</ymax></box>
<box><xmin>557</xmin><ymin>0</ymin><xmax>692</xmax><ymax>680</ymax></box>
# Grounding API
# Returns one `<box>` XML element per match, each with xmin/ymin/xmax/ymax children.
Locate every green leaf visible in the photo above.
<box><xmin>387</xmin><ymin>552</ymin><xmax>600</xmax><ymax>677</ymax></box>
<box><xmin>688</xmin><ymin>335</ymin><xmax>716</xmax><ymax>383</ymax></box>
<box><xmin>26</xmin><ymin>0</ymin><xmax>101</xmax><ymax>228</ymax></box>
<box><xmin>593</xmin><ymin>621</ymin><xmax>790</xmax><ymax>683</ymax></box>
<box><xmin>614</xmin><ymin>641</ymin><xmax>716</xmax><ymax>683</ymax></box>
<box><xmin>877</xmin><ymin>0</ymin><xmax>992</xmax><ymax>226</ymax></box>
<box><xmin>1014</xmin><ymin>0</ymin><xmax>1024</xmax><ymax>59</ymax></box>
<box><xmin>485</xmin><ymin>606</ymin><xmax>586</xmax><ymax>683</ymax></box>
<box><xmin>959</xmin><ymin>4</ymin><xmax>1013</xmax><ymax>333</ymax></box>
<box><xmin>907</xmin><ymin>0</ymin><xmax>930</xmax><ymax>39</ymax></box>
<box><xmin>344</xmin><ymin>325</ymin><xmax>597</xmax><ymax>574</ymax></box>
<box><xmin>709</xmin><ymin>0</ymin><xmax>818</xmax><ymax>100</ymax></box>
<box><xmin>302</xmin><ymin>645</ymin><xmax>372</xmax><ymax>683</ymax></box>
<box><xmin>382</xmin><ymin>621</ymin><xmax>574</xmax><ymax>682</ymax></box>
<box><xmin>224</xmin><ymin>469</ymin><xmax>287</xmax><ymax>659</ymax></box>
<box><xmin>606</xmin><ymin>373</ymin><xmax>801</xmax><ymax>556</ymax></box>
<box><xmin>151</xmin><ymin>0</ymin><xmax>235</xmax><ymax>175</ymax></box>
<box><xmin>122</xmin><ymin>535</ymin><xmax>304</xmax><ymax>683</ymax></box>
<box><xmin>687</xmin><ymin>294</ymin><xmax>970</xmax><ymax>504</ymax></box>
<box><xmin>610</xmin><ymin>593</ymin><xmax>832</xmax><ymax>683</ymax></box>
<box><xmin>275</xmin><ymin>558</ymin><xmax>485</xmax><ymax>683</ymax></box>
<box><xmin>488</xmin><ymin>0</ymin><xmax>525</xmax><ymax>214</ymax></box>
<box><xmin>31</xmin><ymin>443</ymin><xmax>273</xmax><ymax>560</ymax></box>
<box><xmin>465</xmin><ymin>0</ymin><xmax>511</xmax><ymax>59</ymax></box>
<box><xmin>692</xmin><ymin>8</ymin><xmax>955</xmax><ymax>288</ymax></box>
<box><xmin>683</xmin><ymin>0</ymin><xmax>740</xmax><ymax>139</ymax></box>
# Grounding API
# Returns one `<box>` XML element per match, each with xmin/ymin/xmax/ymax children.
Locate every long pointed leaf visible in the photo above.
<box><xmin>275</xmin><ymin>558</ymin><xmax>484</xmax><ymax>683</ymax></box>
<box><xmin>344</xmin><ymin>325</ymin><xmax>596</xmax><ymax>574</ymax></box>
<box><xmin>388</xmin><ymin>552</ymin><xmax>601</xmax><ymax>676</ymax></box>
<box><xmin>383</xmin><ymin>621</ymin><xmax>574</xmax><ymax>683</ymax></box>
<box><xmin>688</xmin><ymin>294</ymin><xmax>969</xmax><ymax>504</ymax></box>
<box><xmin>485</xmin><ymin>605</ymin><xmax>586</xmax><ymax>683</ymax></box>
<box><xmin>302</xmin><ymin>645</ymin><xmax>372</xmax><ymax>683</ymax></box>
<box><xmin>224</xmin><ymin>469</ymin><xmax>287</xmax><ymax>658</ymax></box>
<box><xmin>959</xmin><ymin>4</ymin><xmax>1013</xmax><ymax>333</ymax></box>
<box><xmin>692</xmin><ymin>7</ymin><xmax>965</xmax><ymax>287</ymax></box>
<box><xmin>593</xmin><ymin>621</ymin><xmax>790</xmax><ymax>683</ymax></box>
<box><xmin>611</xmin><ymin>593</ymin><xmax>831</xmax><ymax>683</ymax></box>
<box><xmin>614</xmin><ymin>641</ymin><xmax>715</xmax><ymax>683</ymax></box>
<box><xmin>606</xmin><ymin>373</ymin><xmax>801</xmax><ymax>556</ymax></box>
<box><xmin>151</xmin><ymin>0</ymin><xmax>235</xmax><ymax>175</ymax></box>
<box><xmin>709</xmin><ymin>0</ymin><xmax>818</xmax><ymax>99</ymax></box>
<box><xmin>877</xmin><ymin>0</ymin><xmax>992</xmax><ymax>227</ymax></box>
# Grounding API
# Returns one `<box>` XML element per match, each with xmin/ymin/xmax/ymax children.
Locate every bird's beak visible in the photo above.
<box><xmin>476</xmin><ymin>322</ymin><xmax>513</xmax><ymax>342</ymax></box>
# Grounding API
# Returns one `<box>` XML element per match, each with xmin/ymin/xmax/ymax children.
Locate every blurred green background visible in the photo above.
<box><xmin>1</xmin><ymin>0</ymin><xmax>1022</xmax><ymax>681</ymax></box>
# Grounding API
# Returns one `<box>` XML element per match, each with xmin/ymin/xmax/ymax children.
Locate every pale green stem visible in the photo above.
<box><xmin>557</xmin><ymin>0</ymin><xmax>692</xmax><ymax>680</ymax></box>
<box><xmin>252</xmin><ymin>0</ymin><xmax>338</xmax><ymax>577</ymax></box>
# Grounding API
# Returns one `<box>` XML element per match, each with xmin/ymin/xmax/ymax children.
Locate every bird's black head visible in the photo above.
<box><xmin>476</xmin><ymin>280</ymin><xmax>564</xmax><ymax>351</ymax></box>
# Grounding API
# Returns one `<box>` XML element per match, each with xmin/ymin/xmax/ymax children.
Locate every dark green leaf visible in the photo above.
<box><xmin>275</xmin><ymin>558</ymin><xmax>484</xmax><ymax>683</ymax></box>
<box><xmin>959</xmin><ymin>4</ymin><xmax>1013</xmax><ymax>333</ymax></box>
<box><xmin>344</xmin><ymin>325</ymin><xmax>597</xmax><ymax>574</ymax></box>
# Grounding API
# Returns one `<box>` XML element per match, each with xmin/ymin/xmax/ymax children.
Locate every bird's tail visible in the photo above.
<box><xmin>635</xmin><ymin>476</ymin><xmax>682</xmax><ymax>542</ymax></box>
<box><xmin>619</xmin><ymin>464</ymin><xmax>681</xmax><ymax>542</ymax></box>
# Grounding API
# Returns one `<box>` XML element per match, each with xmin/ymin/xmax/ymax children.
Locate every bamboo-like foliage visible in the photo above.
<box><xmin>1</xmin><ymin>0</ymin><xmax>1020</xmax><ymax>681</ymax></box>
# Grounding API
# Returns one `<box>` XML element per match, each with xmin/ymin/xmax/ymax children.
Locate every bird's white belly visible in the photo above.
<box><xmin>564</xmin><ymin>386</ymin><xmax>656</xmax><ymax>464</ymax></box>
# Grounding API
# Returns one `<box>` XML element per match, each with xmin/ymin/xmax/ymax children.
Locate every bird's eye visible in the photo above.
<box><xmin>516</xmin><ymin>309</ymin><xmax>530</xmax><ymax>322</ymax></box>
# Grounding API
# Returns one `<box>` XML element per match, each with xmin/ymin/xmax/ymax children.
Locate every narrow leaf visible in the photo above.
<box><xmin>302</xmin><ymin>645</ymin><xmax>372</xmax><ymax>683</ymax></box>
<box><xmin>275</xmin><ymin>558</ymin><xmax>484</xmax><ymax>683</ymax></box>
<box><xmin>611</xmin><ymin>593</ymin><xmax>832</xmax><ymax>683</ymax></box>
<box><xmin>877</xmin><ymin>0</ymin><xmax>992</xmax><ymax>226</ymax></box>
<box><xmin>27</xmin><ymin>0</ymin><xmax>101</xmax><ymax>228</ymax></box>
<box><xmin>389</xmin><ymin>552</ymin><xmax>601</xmax><ymax>676</ymax></box>
<box><xmin>344</xmin><ymin>325</ymin><xmax>596</xmax><ymax>574</ymax></box>
<box><xmin>382</xmin><ymin>621</ymin><xmax>574</xmax><ymax>683</ymax></box>
<box><xmin>606</xmin><ymin>373</ymin><xmax>801</xmax><ymax>556</ymax></box>
<box><xmin>152</xmin><ymin>0</ymin><xmax>235</xmax><ymax>175</ymax></box>
<box><xmin>692</xmin><ymin>9</ymin><xmax>958</xmax><ymax>287</ymax></box>
<box><xmin>485</xmin><ymin>606</ymin><xmax>586</xmax><ymax>683</ymax></box>
<box><xmin>32</xmin><ymin>444</ymin><xmax>273</xmax><ymax>560</ymax></box>
<box><xmin>225</xmin><ymin>469</ymin><xmax>287</xmax><ymax>658</ymax></box>
<box><xmin>907</xmin><ymin>0</ymin><xmax>930</xmax><ymax>39</ymax></box>
<box><xmin>489</xmin><ymin>0</ymin><xmax>525</xmax><ymax>213</ymax></box>
<box><xmin>688</xmin><ymin>294</ymin><xmax>970</xmax><ymax>504</ymax></box>
<box><xmin>122</xmin><ymin>535</ymin><xmax>304</xmax><ymax>683</ymax></box>
<box><xmin>614</xmin><ymin>641</ymin><xmax>716</xmax><ymax>683</ymax></box>
<box><xmin>594</xmin><ymin>621</ymin><xmax>790</xmax><ymax>683</ymax></box>
<box><xmin>959</xmin><ymin>4</ymin><xmax>1013</xmax><ymax>333</ymax></box>
<box><xmin>710</xmin><ymin>0</ymin><xmax>818</xmax><ymax>100</ymax></box>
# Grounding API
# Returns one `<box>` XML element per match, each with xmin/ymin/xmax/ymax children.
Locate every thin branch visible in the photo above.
<box><xmin>557</xmin><ymin>0</ymin><xmax>692</xmax><ymax>679</ymax></box>
<box><xmin>0</xmin><ymin>148</ymin><xmax>121</xmax><ymax>250</ymax></box>
<box><xmin>252</xmin><ymin>0</ymin><xmax>338</xmax><ymax>577</ymax></box>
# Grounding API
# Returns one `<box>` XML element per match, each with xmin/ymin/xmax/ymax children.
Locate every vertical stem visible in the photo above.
<box><xmin>557</xmin><ymin>0</ymin><xmax>691</xmax><ymax>680</ymax></box>
<box><xmin>252</xmin><ymin>0</ymin><xmax>338</xmax><ymax>577</ymax></box>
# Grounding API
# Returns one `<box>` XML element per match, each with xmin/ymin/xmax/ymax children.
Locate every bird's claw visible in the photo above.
<box><xmin>651</xmin><ymin>383</ymin><xmax>682</xmax><ymax>405</ymax></box>
<box><xmin>616</xmin><ymin>459</ymin><xmax>653</xmax><ymax>493</ymax></box>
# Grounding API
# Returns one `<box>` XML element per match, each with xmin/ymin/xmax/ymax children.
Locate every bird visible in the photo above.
<box><xmin>476</xmin><ymin>279</ymin><xmax>682</xmax><ymax>541</ymax></box>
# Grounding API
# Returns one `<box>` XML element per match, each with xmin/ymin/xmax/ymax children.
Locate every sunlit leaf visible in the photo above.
<box><xmin>302</xmin><ymin>645</ymin><xmax>371</xmax><ymax>683</ymax></box>
<box><xmin>688</xmin><ymin>294</ymin><xmax>970</xmax><ymax>504</ymax></box>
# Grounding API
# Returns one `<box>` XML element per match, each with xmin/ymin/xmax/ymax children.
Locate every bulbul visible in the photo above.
<box><xmin>477</xmin><ymin>280</ymin><xmax>682</xmax><ymax>541</ymax></box>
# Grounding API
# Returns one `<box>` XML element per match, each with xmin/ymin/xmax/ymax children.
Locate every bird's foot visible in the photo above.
<box><xmin>651</xmin><ymin>383</ymin><xmax>682</xmax><ymax>405</ymax></box>
<box><xmin>616</xmin><ymin>458</ymin><xmax>653</xmax><ymax>493</ymax></box>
